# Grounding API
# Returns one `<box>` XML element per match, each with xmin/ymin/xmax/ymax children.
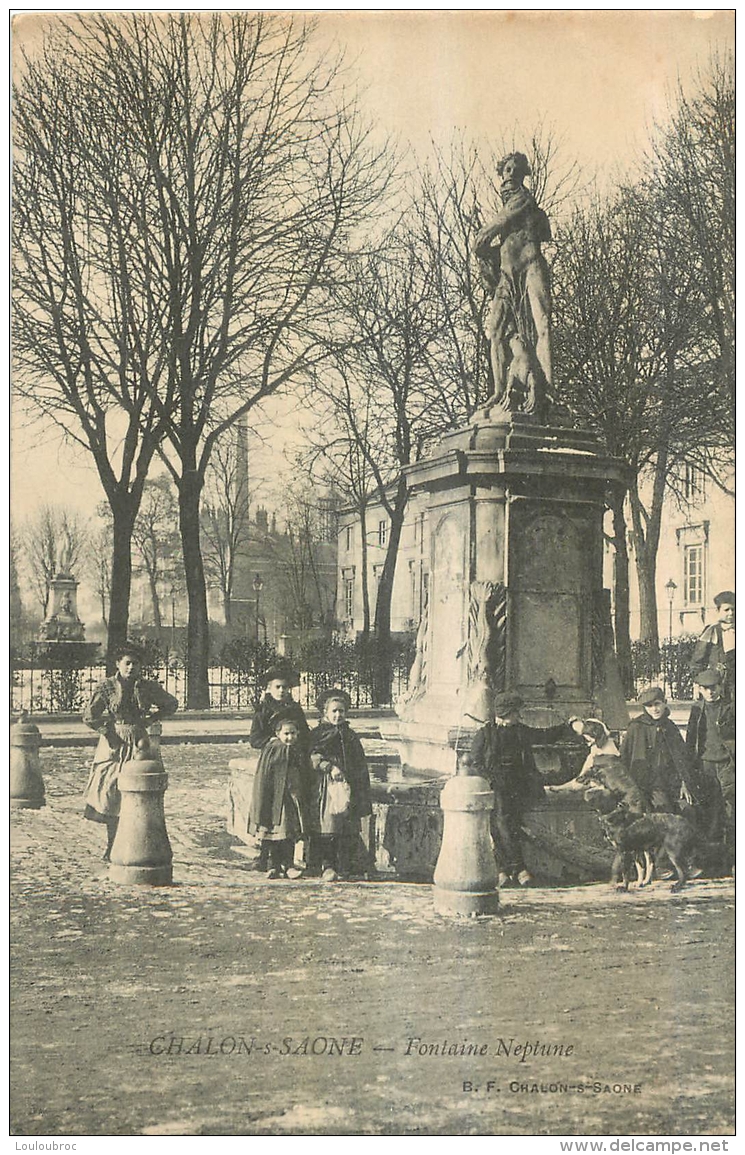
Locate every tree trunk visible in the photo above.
<box><xmin>106</xmin><ymin>503</ymin><xmax>137</xmax><ymax>672</ymax></box>
<box><xmin>608</xmin><ymin>488</ymin><xmax>634</xmax><ymax>697</ymax></box>
<box><xmin>629</xmin><ymin>452</ymin><xmax>667</xmax><ymax>669</ymax></box>
<box><xmin>372</xmin><ymin>478</ymin><xmax>407</xmax><ymax>704</ymax></box>
<box><xmin>634</xmin><ymin>532</ymin><xmax>660</xmax><ymax>659</ymax></box>
<box><xmin>147</xmin><ymin>567</ymin><xmax>162</xmax><ymax>630</ymax></box>
<box><xmin>179</xmin><ymin>473</ymin><xmax>211</xmax><ymax>708</ymax></box>
<box><xmin>359</xmin><ymin>503</ymin><xmax>370</xmax><ymax>636</ymax></box>
<box><xmin>223</xmin><ymin>589</ymin><xmax>233</xmax><ymax>627</ymax></box>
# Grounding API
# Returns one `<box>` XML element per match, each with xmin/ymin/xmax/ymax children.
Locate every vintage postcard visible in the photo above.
<box><xmin>10</xmin><ymin>9</ymin><xmax>734</xmax><ymax>1144</ymax></box>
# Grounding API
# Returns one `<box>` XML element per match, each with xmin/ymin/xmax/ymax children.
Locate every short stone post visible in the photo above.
<box><xmin>109</xmin><ymin>741</ymin><xmax>173</xmax><ymax>886</ymax></box>
<box><xmin>433</xmin><ymin>766</ymin><xmax>498</xmax><ymax>916</ymax></box>
<box><xmin>10</xmin><ymin>714</ymin><xmax>46</xmax><ymax>810</ymax></box>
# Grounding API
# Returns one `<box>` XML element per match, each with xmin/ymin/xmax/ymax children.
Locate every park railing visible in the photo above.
<box><xmin>10</xmin><ymin>658</ymin><xmax>410</xmax><ymax>716</ymax></box>
<box><xmin>631</xmin><ymin>635</ymin><xmax>698</xmax><ymax>702</ymax></box>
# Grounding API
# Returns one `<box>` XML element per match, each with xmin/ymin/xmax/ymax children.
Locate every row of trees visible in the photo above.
<box><xmin>14</xmin><ymin>13</ymin><xmax>390</xmax><ymax>701</ymax></box>
<box><xmin>13</xmin><ymin>477</ymin><xmax>335</xmax><ymax>645</ymax></box>
<box><xmin>14</xmin><ymin>12</ymin><xmax>733</xmax><ymax>701</ymax></box>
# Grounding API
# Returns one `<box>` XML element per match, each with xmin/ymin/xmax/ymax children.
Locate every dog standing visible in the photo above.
<box><xmin>601</xmin><ymin>807</ymin><xmax>698</xmax><ymax>893</ymax></box>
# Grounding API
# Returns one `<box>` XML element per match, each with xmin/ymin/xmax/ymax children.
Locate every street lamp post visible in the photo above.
<box><xmin>665</xmin><ymin>579</ymin><xmax>677</xmax><ymax>643</ymax></box>
<box><xmin>253</xmin><ymin>573</ymin><xmax>264</xmax><ymax>643</ymax></box>
<box><xmin>664</xmin><ymin>578</ymin><xmax>677</xmax><ymax>699</ymax></box>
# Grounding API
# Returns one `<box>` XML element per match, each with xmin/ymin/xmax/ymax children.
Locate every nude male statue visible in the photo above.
<box><xmin>474</xmin><ymin>152</ymin><xmax>553</xmax><ymax>416</ymax></box>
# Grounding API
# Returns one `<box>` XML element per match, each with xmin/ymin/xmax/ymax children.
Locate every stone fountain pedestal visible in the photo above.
<box><xmin>390</xmin><ymin>413</ymin><xmax>629</xmax><ymax>777</ymax></box>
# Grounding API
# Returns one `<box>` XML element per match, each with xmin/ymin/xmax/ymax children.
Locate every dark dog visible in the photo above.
<box><xmin>601</xmin><ymin>807</ymin><xmax>698</xmax><ymax>893</ymax></box>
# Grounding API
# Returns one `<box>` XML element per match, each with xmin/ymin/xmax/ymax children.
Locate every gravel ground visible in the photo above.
<box><xmin>10</xmin><ymin>744</ymin><xmax>734</xmax><ymax>1137</ymax></box>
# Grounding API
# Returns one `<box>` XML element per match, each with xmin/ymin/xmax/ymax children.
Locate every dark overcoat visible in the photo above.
<box><xmin>468</xmin><ymin>722</ymin><xmax>547</xmax><ymax>806</ymax></box>
<box><xmin>309</xmin><ymin>721</ymin><xmax>372</xmax><ymax>830</ymax></box>
<box><xmin>248</xmin><ymin>737</ymin><xmax>312</xmax><ymax>839</ymax></box>
<box><xmin>249</xmin><ymin>697</ymin><xmax>310</xmax><ymax>750</ymax></box>
<box><xmin>619</xmin><ymin>710</ymin><xmax>702</xmax><ymax>805</ymax></box>
<box><xmin>685</xmin><ymin>699</ymin><xmax>735</xmax><ymax>761</ymax></box>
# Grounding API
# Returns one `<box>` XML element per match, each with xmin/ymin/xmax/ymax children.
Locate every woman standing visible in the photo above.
<box><xmin>82</xmin><ymin>642</ymin><xmax>178</xmax><ymax>860</ymax></box>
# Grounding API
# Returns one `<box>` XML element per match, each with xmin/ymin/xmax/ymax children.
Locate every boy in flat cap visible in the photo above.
<box><xmin>686</xmin><ymin>668</ymin><xmax>735</xmax><ymax>872</ymax></box>
<box><xmin>619</xmin><ymin>687</ymin><xmax>701</xmax><ymax>815</ymax></box>
<box><xmin>690</xmin><ymin>591</ymin><xmax>735</xmax><ymax>701</ymax></box>
<box><xmin>249</xmin><ymin>665</ymin><xmax>310</xmax><ymax>750</ymax></box>
<box><xmin>469</xmin><ymin>691</ymin><xmax>573</xmax><ymax>887</ymax></box>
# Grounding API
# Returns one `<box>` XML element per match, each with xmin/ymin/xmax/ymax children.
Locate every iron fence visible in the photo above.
<box><xmin>10</xmin><ymin>660</ymin><xmax>410</xmax><ymax>716</ymax></box>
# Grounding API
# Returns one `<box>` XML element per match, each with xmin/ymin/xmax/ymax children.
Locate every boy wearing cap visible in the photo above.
<box><xmin>686</xmin><ymin>668</ymin><xmax>735</xmax><ymax>870</ymax></box>
<box><xmin>309</xmin><ymin>689</ymin><xmax>373</xmax><ymax>880</ymax></box>
<box><xmin>619</xmin><ymin>687</ymin><xmax>700</xmax><ymax>814</ymax></box>
<box><xmin>469</xmin><ymin>691</ymin><xmax>570</xmax><ymax>887</ymax></box>
<box><xmin>691</xmin><ymin>591</ymin><xmax>735</xmax><ymax>700</ymax></box>
<box><xmin>249</xmin><ymin>665</ymin><xmax>310</xmax><ymax>750</ymax></box>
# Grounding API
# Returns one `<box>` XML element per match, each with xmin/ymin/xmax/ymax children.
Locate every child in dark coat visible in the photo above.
<box><xmin>620</xmin><ymin>687</ymin><xmax>701</xmax><ymax>813</ymax></box>
<box><xmin>309</xmin><ymin>689</ymin><xmax>373</xmax><ymax>881</ymax></box>
<box><xmin>248</xmin><ymin>665</ymin><xmax>310</xmax><ymax>871</ymax></box>
<box><xmin>469</xmin><ymin>691</ymin><xmax>574</xmax><ymax>887</ymax></box>
<box><xmin>247</xmin><ymin>710</ymin><xmax>312</xmax><ymax>879</ymax></box>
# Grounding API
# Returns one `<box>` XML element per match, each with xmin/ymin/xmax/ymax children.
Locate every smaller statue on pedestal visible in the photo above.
<box><xmin>474</xmin><ymin>152</ymin><xmax>553</xmax><ymax>422</ymax></box>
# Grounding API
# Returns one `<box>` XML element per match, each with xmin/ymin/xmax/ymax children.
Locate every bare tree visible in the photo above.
<box><xmin>20</xmin><ymin>505</ymin><xmax>88</xmax><ymax>617</ymax></box>
<box><xmin>298</xmin><ymin>405</ymin><xmax>375</xmax><ymax>634</ymax></box>
<box><xmin>553</xmin><ymin>174</ymin><xmax>730</xmax><ymax>680</ymax></box>
<box><xmin>14</xmin><ymin>12</ymin><xmax>393</xmax><ymax>703</ymax></box>
<box><xmin>201</xmin><ymin>436</ymin><xmax>251</xmax><ymax>627</ymax></box>
<box><xmin>648</xmin><ymin>51</ymin><xmax>735</xmax><ymax>452</ymax></box>
<box><xmin>131</xmin><ymin>478</ymin><xmax>182</xmax><ymax>631</ymax></box>
<box><xmin>13</xmin><ymin>19</ymin><xmax>178</xmax><ymax>662</ymax></box>
<box><xmin>86</xmin><ymin>523</ymin><xmax>112</xmax><ymax>630</ymax></box>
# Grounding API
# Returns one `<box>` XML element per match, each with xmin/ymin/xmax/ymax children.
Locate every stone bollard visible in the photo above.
<box><xmin>433</xmin><ymin>770</ymin><xmax>499</xmax><ymax>916</ymax></box>
<box><xmin>10</xmin><ymin>714</ymin><xmax>46</xmax><ymax>810</ymax></box>
<box><xmin>109</xmin><ymin>742</ymin><xmax>173</xmax><ymax>886</ymax></box>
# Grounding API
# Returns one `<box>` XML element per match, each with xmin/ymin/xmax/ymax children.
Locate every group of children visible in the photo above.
<box><xmin>246</xmin><ymin>666</ymin><xmax>372</xmax><ymax>881</ymax></box>
<box><xmin>82</xmin><ymin>643</ymin><xmax>733</xmax><ymax>885</ymax></box>
<box><xmin>559</xmin><ymin>672</ymin><xmax>735</xmax><ymax>876</ymax></box>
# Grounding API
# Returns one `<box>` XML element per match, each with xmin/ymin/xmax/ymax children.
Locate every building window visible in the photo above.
<box><xmin>684</xmin><ymin>464</ymin><xmax>706</xmax><ymax>502</ymax></box>
<box><xmin>684</xmin><ymin>544</ymin><xmax>704</xmax><ymax>606</ymax></box>
<box><xmin>378</xmin><ymin>520</ymin><xmax>388</xmax><ymax>548</ymax></box>
<box><xmin>345</xmin><ymin>525</ymin><xmax>353</xmax><ymax>552</ymax></box>
<box><xmin>344</xmin><ymin>577</ymin><xmax>354</xmax><ymax>620</ymax></box>
<box><xmin>422</xmin><ymin>571</ymin><xmax>430</xmax><ymax>609</ymax></box>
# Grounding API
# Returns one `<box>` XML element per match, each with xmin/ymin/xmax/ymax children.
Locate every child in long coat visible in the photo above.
<box><xmin>247</xmin><ymin>710</ymin><xmax>312</xmax><ymax>879</ymax></box>
<box><xmin>248</xmin><ymin>665</ymin><xmax>310</xmax><ymax>871</ymax></box>
<box><xmin>309</xmin><ymin>689</ymin><xmax>373</xmax><ymax>880</ymax></box>
<box><xmin>620</xmin><ymin>687</ymin><xmax>702</xmax><ymax>813</ymax></box>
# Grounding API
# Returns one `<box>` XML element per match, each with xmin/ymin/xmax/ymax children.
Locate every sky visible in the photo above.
<box><xmin>10</xmin><ymin>8</ymin><xmax>734</xmax><ymax>528</ymax></box>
